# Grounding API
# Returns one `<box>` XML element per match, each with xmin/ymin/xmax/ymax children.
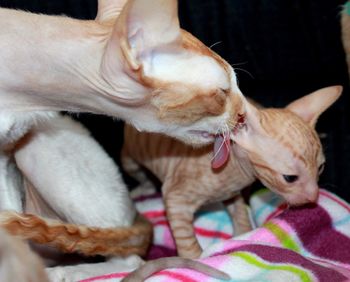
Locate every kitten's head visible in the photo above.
<box><xmin>233</xmin><ymin>86</ymin><xmax>342</xmax><ymax>206</ymax></box>
<box><xmin>102</xmin><ymin>0</ymin><xmax>238</xmax><ymax>145</ymax></box>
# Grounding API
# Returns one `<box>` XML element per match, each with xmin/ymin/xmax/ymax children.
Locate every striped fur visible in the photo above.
<box><xmin>1</xmin><ymin>211</ymin><xmax>152</xmax><ymax>257</ymax></box>
<box><xmin>122</xmin><ymin>86</ymin><xmax>341</xmax><ymax>259</ymax></box>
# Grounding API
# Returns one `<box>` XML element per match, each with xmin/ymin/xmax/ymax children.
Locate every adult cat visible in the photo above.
<box><xmin>0</xmin><ymin>0</ymin><xmax>238</xmax><ymax>145</ymax></box>
<box><xmin>0</xmin><ymin>0</ymin><xmax>241</xmax><ymax>280</ymax></box>
<box><xmin>0</xmin><ymin>0</ymin><xmax>240</xmax><ymax>257</ymax></box>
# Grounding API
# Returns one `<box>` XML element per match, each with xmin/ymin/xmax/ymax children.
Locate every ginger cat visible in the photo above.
<box><xmin>122</xmin><ymin>86</ymin><xmax>342</xmax><ymax>259</ymax></box>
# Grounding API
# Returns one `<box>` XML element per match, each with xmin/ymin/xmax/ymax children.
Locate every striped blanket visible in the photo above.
<box><xmin>82</xmin><ymin>189</ymin><xmax>350</xmax><ymax>281</ymax></box>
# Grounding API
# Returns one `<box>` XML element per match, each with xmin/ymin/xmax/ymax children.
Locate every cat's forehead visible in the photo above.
<box><xmin>254</xmin><ymin>109</ymin><xmax>322</xmax><ymax>173</ymax></box>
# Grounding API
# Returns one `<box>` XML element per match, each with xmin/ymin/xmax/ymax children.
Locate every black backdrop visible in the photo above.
<box><xmin>1</xmin><ymin>0</ymin><xmax>349</xmax><ymax>201</ymax></box>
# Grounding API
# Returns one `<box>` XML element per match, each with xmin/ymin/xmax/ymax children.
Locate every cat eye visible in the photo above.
<box><xmin>282</xmin><ymin>174</ymin><xmax>299</xmax><ymax>183</ymax></box>
<box><xmin>219</xmin><ymin>88</ymin><xmax>230</xmax><ymax>95</ymax></box>
<box><xmin>318</xmin><ymin>163</ymin><xmax>325</xmax><ymax>175</ymax></box>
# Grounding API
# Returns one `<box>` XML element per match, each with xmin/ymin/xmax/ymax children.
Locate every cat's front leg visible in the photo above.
<box><xmin>164</xmin><ymin>187</ymin><xmax>205</xmax><ymax>259</ymax></box>
<box><xmin>225</xmin><ymin>194</ymin><xmax>252</xmax><ymax>236</ymax></box>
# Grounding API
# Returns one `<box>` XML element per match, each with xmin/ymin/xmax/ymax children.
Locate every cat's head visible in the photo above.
<box><xmin>233</xmin><ymin>86</ymin><xmax>342</xmax><ymax>206</ymax></box>
<box><xmin>101</xmin><ymin>0</ymin><xmax>238</xmax><ymax>145</ymax></box>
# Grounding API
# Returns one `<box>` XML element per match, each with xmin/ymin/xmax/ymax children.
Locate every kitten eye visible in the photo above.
<box><xmin>318</xmin><ymin>163</ymin><xmax>325</xmax><ymax>175</ymax></box>
<box><xmin>283</xmin><ymin>174</ymin><xmax>299</xmax><ymax>183</ymax></box>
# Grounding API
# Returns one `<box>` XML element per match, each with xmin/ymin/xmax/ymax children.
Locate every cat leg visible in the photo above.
<box><xmin>164</xmin><ymin>182</ymin><xmax>206</xmax><ymax>259</ymax></box>
<box><xmin>121</xmin><ymin>149</ymin><xmax>157</xmax><ymax>197</ymax></box>
<box><xmin>14</xmin><ymin>115</ymin><xmax>136</xmax><ymax>228</ymax></box>
<box><xmin>225</xmin><ymin>194</ymin><xmax>252</xmax><ymax>236</ymax></box>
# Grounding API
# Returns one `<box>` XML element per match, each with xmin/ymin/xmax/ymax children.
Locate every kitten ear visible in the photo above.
<box><xmin>232</xmin><ymin>101</ymin><xmax>263</xmax><ymax>151</ymax></box>
<box><xmin>113</xmin><ymin>0</ymin><xmax>181</xmax><ymax>70</ymax></box>
<box><xmin>286</xmin><ymin>86</ymin><xmax>343</xmax><ymax>127</ymax></box>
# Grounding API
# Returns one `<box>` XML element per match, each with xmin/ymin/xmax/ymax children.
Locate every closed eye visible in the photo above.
<box><xmin>219</xmin><ymin>88</ymin><xmax>230</xmax><ymax>95</ymax></box>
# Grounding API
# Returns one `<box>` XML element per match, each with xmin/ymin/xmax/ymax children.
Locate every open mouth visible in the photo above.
<box><xmin>189</xmin><ymin>130</ymin><xmax>231</xmax><ymax>169</ymax></box>
<box><xmin>212</xmin><ymin>131</ymin><xmax>231</xmax><ymax>169</ymax></box>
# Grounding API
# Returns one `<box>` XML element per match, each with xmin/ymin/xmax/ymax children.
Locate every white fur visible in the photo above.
<box><xmin>15</xmin><ymin>114</ymin><xmax>136</xmax><ymax>228</ymax></box>
<box><xmin>0</xmin><ymin>0</ymin><xmax>236</xmax><ymax>145</ymax></box>
<box><xmin>47</xmin><ymin>255</ymin><xmax>143</xmax><ymax>282</ymax></box>
<box><xmin>0</xmin><ymin>111</ymin><xmax>138</xmax><ymax>280</ymax></box>
<box><xmin>0</xmin><ymin>0</ymin><xmax>240</xmax><ymax>278</ymax></box>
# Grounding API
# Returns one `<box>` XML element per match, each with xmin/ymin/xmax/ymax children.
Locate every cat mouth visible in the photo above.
<box><xmin>212</xmin><ymin>132</ymin><xmax>231</xmax><ymax>169</ymax></box>
<box><xmin>189</xmin><ymin>130</ymin><xmax>231</xmax><ymax>169</ymax></box>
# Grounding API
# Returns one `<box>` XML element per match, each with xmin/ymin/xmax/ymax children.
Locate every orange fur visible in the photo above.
<box><xmin>0</xmin><ymin>211</ymin><xmax>152</xmax><ymax>257</ymax></box>
<box><xmin>122</xmin><ymin>124</ymin><xmax>255</xmax><ymax>258</ymax></box>
<box><xmin>121</xmin><ymin>87</ymin><xmax>341</xmax><ymax>259</ymax></box>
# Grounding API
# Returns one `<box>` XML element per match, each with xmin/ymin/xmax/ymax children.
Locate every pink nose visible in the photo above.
<box><xmin>305</xmin><ymin>188</ymin><xmax>319</xmax><ymax>203</ymax></box>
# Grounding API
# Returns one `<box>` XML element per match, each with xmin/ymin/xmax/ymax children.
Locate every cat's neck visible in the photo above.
<box><xmin>0</xmin><ymin>9</ymin><xmax>144</xmax><ymax>116</ymax></box>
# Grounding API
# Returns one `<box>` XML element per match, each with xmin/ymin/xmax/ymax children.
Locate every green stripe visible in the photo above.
<box><xmin>264</xmin><ymin>222</ymin><xmax>300</xmax><ymax>252</ymax></box>
<box><xmin>346</xmin><ymin>2</ymin><xmax>350</xmax><ymax>16</ymax></box>
<box><xmin>252</xmin><ymin>188</ymin><xmax>269</xmax><ymax>197</ymax></box>
<box><xmin>232</xmin><ymin>251</ymin><xmax>313</xmax><ymax>282</ymax></box>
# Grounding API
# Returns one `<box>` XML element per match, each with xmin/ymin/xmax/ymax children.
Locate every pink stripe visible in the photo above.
<box><xmin>79</xmin><ymin>272</ymin><xmax>128</xmax><ymax>282</ymax></box>
<box><xmin>246</xmin><ymin>228</ymin><xmax>282</xmax><ymax>246</ymax></box>
<box><xmin>143</xmin><ymin>210</ymin><xmax>166</xmax><ymax>218</ymax></box>
<box><xmin>271</xmin><ymin>218</ymin><xmax>295</xmax><ymax>234</ymax></box>
<box><xmin>154</xmin><ymin>270</ymin><xmax>200</xmax><ymax>282</ymax></box>
<box><xmin>153</xmin><ymin>220</ymin><xmax>231</xmax><ymax>240</ymax></box>
<box><xmin>319</xmin><ymin>190</ymin><xmax>350</xmax><ymax>212</ymax></box>
<box><xmin>195</xmin><ymin>227</ymin><xmax>231</xmax><ymax>240</ymax></box>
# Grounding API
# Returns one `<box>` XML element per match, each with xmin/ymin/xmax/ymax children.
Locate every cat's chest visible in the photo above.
<box><xmin>0</xmin><ymin>111</ymin><xmax>57</xmax><ymax>148</ymax></box>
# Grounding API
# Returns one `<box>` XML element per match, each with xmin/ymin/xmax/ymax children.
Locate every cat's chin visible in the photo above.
<box><xmin>176</xmin><ymin>130</ymin><xmax>215</xmax><ymax>147</ymax></box>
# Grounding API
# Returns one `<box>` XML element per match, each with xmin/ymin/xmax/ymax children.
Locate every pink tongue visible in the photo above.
<box><xmin>211</xmin><ymin>132</ymin><xmax>231</xmax><ymax>169</ymax></box>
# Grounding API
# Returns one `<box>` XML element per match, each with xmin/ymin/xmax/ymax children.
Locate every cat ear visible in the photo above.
<box><xmin>232</xmin><ymin>100</ymin><xmax>263</xmax><ymax>151</ymax></box>
<box><xmin>112</xmin><ymin>0</ymin><xmax>181</xmax><ymax>70</ymax></box>
<box><xmin>286</xmin><ymin>86</ymin><xmax>343</xmax><ymax>127</ymax></box>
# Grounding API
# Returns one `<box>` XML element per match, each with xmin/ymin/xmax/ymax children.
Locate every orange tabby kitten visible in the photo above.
<box><xmin>122</xmin><ymin>86</ymin><xmax>342</xmax><ymax>259</ymax></box>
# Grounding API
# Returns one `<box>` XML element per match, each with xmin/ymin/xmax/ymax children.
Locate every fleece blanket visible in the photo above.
<box><xmin>81</xmin><ymin>189</ymin><xmax>350</xmax><ymax>281</ymax></box>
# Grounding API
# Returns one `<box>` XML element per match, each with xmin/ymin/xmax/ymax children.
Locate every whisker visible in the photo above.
<box><xmin>210</xmin><ymin>41</ymin><xmax>222</xmax><ymax>49</ymax></box>
<box><xmin>234</xmin><ymin>67</ymin><xmax>255</xmax><ymax>79</ymax></box>
<box><xmin>230</xmin><ymin>61</ymin><xmax>248</xmax><ymax>67</ymax></box>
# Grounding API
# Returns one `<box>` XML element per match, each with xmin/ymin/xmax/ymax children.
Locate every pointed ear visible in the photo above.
<box><xmin>113</xmin><ymin>0</ymin><xmax>181</xmax><ymax>70</ymax></box>
<box><xmin>233</xmin><ymin>100</ymin><xmax>263</xmax><ymax>151</ymax></box>
<box><xmin>286</xmin><ymin>86</ymin><xmax>343</xmax><ymax>127</ymax></box>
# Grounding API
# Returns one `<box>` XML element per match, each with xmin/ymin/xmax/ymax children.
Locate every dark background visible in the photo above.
<box><xmin>1</xmin><ymin>1</ymin><xmax>349</xmax><ymax>201</ymax></box>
